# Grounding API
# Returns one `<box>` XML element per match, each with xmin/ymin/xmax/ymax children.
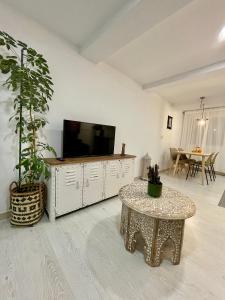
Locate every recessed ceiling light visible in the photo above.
<box><xmin>218</xmin><ymin>26</ymin><xmax>225</xmax><ymax>42</ymax></box>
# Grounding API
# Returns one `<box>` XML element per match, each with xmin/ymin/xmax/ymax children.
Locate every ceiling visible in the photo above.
<box><xmin>0</xmin><ymin>0</ymin><xmax>129</xmax><ymax>46</ymax></box>
<box><xmin>150</xmin><ymin>68</ymin><xmax>225</xmax><ymax>105</ymax></box>
<box><xmin>2</xmin><ymin>0</ymin><xmax>225</xmax><ymax>105</ymax></box>
<box><xmin>107</xmin><ymin>0</ymin><xmax>225</xmax><ymax>86</ymax></box>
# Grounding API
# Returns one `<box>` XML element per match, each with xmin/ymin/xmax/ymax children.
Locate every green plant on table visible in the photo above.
<box><xmin>148</xmin><ymin>164</ymin><xmax>162</xmax><ymax>184</ymax></box>
<box><xmin>0</xmin><ymin>31</ymin><xmax>56</xmax><ymax>190</ymax></box>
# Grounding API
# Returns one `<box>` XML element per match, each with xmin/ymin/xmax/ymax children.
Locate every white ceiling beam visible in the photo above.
<box><xmin>143</xmin><ymin>60</ymin><xmax>225</xmax><ymax>90</ymax></box>
<box><xmin>81</xmin><ymin>0</ymin><xmax>193</xmax><ymax>63</ymax></box>
<box><xmin>80</xmin><ymin>0</ymin><xmax>141</xmax><ymax>61</ymax></box>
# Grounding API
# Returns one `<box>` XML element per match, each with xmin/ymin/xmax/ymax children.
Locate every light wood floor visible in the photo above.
<box><xmin>1</xmin><ymin>173</ymin><xmax>225</xmax><ymax>300</ymax></box>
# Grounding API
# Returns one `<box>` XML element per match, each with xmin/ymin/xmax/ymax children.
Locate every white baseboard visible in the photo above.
<box><xmin>0</xmin><ymin>211</ymin><xmax>10</xmax><ymax>220</ymax></box>
<box><xmin>216</xmin><ymin>171</ymin><xmax>225</xmax><ymax>176</ymax></box>
<box><xmin>135</xmin><ymin>170</ymin><xmax>170</xmax><ymax>181</ymax></box>
<box><xmin>159</xmin><ymin>168</ymin><xmax>170</xmax><ymax>173</ymax></box>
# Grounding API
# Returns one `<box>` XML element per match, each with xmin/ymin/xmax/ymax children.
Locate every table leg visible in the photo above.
<box><xmin>173</xmin><ymin>153</ymin><xmax>181</xmax><ymax>176</ymax></box>
<box><xmin>120</xmin><ymin>204</ymin><xmax>127</xmax><ymax>235</ymax></box>
<box><xmin>120</xmin><ymin>205</ymin><xmax>186</xmax><ymax>267</ymax></box>
<box><xmin>120</xmin><ymin>204</ymin><xmax>132</xmax><ymax>250</ymax></box>
<box><xmin>151</xmin><ymin>219</ymin><xmax>184</xmax><ymax>267</ymax></box>
<box><xmin>125</xmin><ymin>210</ymin><xmax>137</xmax><ymax>252</ymax></box>
<box><xmin>201</xmin><ymin>156</ymin><xmax>206</xmax><ymax>185</ymax></box>
<box><xmin>172</xmin><ymin>221</ymin><xmax>185</xmax><ymax>265</ymax></box>
<box><xmin>120</xmin><ymin>206</ymin><xmax>138</xmax><ymax>252</ymax></box>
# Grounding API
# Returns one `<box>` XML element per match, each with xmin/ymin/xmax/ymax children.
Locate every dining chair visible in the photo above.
<box><xmin>170</xmin><ymin>148</ymin><xmax>178</xmax><ymax>173</ymax></box>
<box><xmin>186</xmin><ymin>153</ymin><xmax>214</xmax><ymax>185</ymax></box>
<box><xmin>170</xmin><ymin>148</ymin><xmax>191</xmax><ymax>174</ymax></box>
<box><xmin>186</xmin><ymin>160</ymin><xmax>197</xmax><ymax>182</ymax></box>
<box><xmin>178</xmin><ymin>148</ymin><xmax>196</xmax><ymax>164</ymax></box>
<box><xmin>210</xmin><ymin>152</ymin><xmax>219</xmax><ymax>180</ymax></box>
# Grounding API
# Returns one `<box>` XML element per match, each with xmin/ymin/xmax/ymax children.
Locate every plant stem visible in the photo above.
<box><xmin>29</xmin><ymin>104</ymin><xmax>36</xmax><ymax>185</ymax></box>
<box><xmin>18</xmin><ymin>48</ymin><xmax>25</xmax><ymax>190</ymax></box>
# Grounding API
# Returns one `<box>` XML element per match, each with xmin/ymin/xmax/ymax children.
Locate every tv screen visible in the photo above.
<box><xmin>63</xmin><ymin>120</ymin><xmax>116</xmax><ymax>158</ymax></box>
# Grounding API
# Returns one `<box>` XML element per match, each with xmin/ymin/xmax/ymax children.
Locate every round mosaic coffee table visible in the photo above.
<box><xmin>119</xmin><ymin>182</ymin><xmax>196</xmax><ymax>267</ymax></box>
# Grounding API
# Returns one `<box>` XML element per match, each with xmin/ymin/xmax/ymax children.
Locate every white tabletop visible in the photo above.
<box><xmin>119</xmin><ymin>182</ymin><xmax>196</xmax><ymax>220</ymax></box>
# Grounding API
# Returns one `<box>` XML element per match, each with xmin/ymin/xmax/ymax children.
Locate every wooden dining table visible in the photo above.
<box><xmin>173</xmin><ymin>151</ymin><xmax>210</xmax><ymax>185</ymax></box>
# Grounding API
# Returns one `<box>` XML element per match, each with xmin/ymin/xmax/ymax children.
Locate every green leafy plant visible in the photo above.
<box><xmin>0</xmin><ymin>31</ymin><xmax>56</xmax><ymax>190</ymax></box>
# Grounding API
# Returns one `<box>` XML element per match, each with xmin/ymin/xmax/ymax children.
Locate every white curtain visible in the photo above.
<box><xmin>181</xmin><ymin>108</ymin><xmax>225</xmax><ymax>172</ymax></box>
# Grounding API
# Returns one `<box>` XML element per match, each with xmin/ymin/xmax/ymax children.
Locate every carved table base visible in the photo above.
<box><xmin>120</xmin><ymin>204</ymin><xmax>185</xmax><ymax>267</ymax></box>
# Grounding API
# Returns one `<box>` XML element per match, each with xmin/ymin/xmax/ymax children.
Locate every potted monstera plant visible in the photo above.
<box><xmin>0</xmin><ymin>31</ymin><xmax>56</xmax><ymax>225</ymax></box>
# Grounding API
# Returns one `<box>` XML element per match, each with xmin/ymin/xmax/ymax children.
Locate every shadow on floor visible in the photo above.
<box><xmin>85</xmin><ymin>214</ymin><xmax>191</xmax><ymax>300</ymax></box>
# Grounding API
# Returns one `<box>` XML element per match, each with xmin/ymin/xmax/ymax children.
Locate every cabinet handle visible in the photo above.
<box><xmin>86</xmin><ymin>179</ymin><xmax>89</xmax><ymax>187</ymax></box>
<box><xmin>76</xmin><ymin>181</ymin><xmax>79</xmax><ymax>189</ymax></box>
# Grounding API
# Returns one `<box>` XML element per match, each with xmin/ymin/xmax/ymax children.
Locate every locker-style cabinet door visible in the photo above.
<box><xmin>83</xmin><ymin>162</ymin><xmax>104</xmax><ymax>206</ymax></box>
<box><xmin>104</xmin><ymin>160</ymin><xmax>121</xmax><ymax>199</ymax></box>
<box><xmin>55</xmin><ymin>164</ymin><xmax>83</xmax><ymax>216</ymax></box>
<box><xmin>120</xmin><ymin>159</ymin><xmax>135</xmax><ymax>188</ymax></box>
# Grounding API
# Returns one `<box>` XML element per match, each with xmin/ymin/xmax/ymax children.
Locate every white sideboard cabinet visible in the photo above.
<box><xmin>45</xmin><ymin>154</ymin><xmax>135</xmax><ymax>222</ymax></box>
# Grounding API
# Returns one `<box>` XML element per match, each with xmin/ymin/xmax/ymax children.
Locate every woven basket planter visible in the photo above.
<box><xmin>10</xmin><ymin>182</ymin><xmax>46</xmax><ymax>226</ymax></box>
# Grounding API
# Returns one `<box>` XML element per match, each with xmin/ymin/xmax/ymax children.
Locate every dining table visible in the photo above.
<box><xmin>173</xmin><ymin>150</ymin><xmax>211</xmax><ymax>185</ymax></box>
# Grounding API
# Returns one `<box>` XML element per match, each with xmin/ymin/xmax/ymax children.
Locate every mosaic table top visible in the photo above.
<box><xmin>119</xmin><ymin>181</ymin><xmax>196</xmax><ymax>220</ymax></box>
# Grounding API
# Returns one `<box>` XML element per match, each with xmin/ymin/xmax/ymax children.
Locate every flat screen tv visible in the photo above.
<box><xmin>63</xmin><ymin>120</ymin><xmax>116</xmax><ymax>158</ymax></box>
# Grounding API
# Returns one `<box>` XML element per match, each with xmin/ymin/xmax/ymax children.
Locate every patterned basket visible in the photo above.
<box><xmin>10</xmin><ymin>182</ymin><xmax>46</xmax><ymax>226</ymax></box>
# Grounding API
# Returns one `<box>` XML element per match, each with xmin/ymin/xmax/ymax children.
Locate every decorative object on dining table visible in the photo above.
<box><xmin>167</xmin><ymin>115</ymin><xmax>173</xmax><ymax>129</ymax></box>
<box><xmin>141</xmin><ymin>153</ymin><xmax>151</xmax><ymax>180</ymax></box>
<box><xmin>121</xmin><ymin>143</ymin><xmax>126</xmax><ymax>156</ymax></box>
<box><xmin>147</xmin><ymin>164</ymin><xmax>162</xmax><ymax>198</ymax></box>
<box><xmin>192</xmin><ymin>146</ymin><xmax>202</xmax><ymax>153</ymax></box>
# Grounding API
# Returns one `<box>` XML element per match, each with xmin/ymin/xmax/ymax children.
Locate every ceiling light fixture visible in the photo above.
<box><xmin>196</xmin><ymin>96</ymin><xmax>208</xmax><ymax>126</ymax></box>
<box><xmin>218</xmin><ymin>26</ymin><xmax>225</xmax><ymax>42</ymax></box>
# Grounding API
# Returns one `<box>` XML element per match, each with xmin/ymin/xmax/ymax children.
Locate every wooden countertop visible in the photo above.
<box><xmin>45</xmin><ymin>154</ymin><xmax>136</xmax><ymax>166</ymax></box>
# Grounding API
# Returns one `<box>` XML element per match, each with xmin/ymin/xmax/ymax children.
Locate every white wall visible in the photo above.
<box><xmin>0</xmin><ymin>3</ymin><xmax>177</xmax><ymax>213</ymax></box>
<box><xmin>158</xmin><ymin>102</ymin><xmax>183</xmax><ymax>170</ymax></box>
